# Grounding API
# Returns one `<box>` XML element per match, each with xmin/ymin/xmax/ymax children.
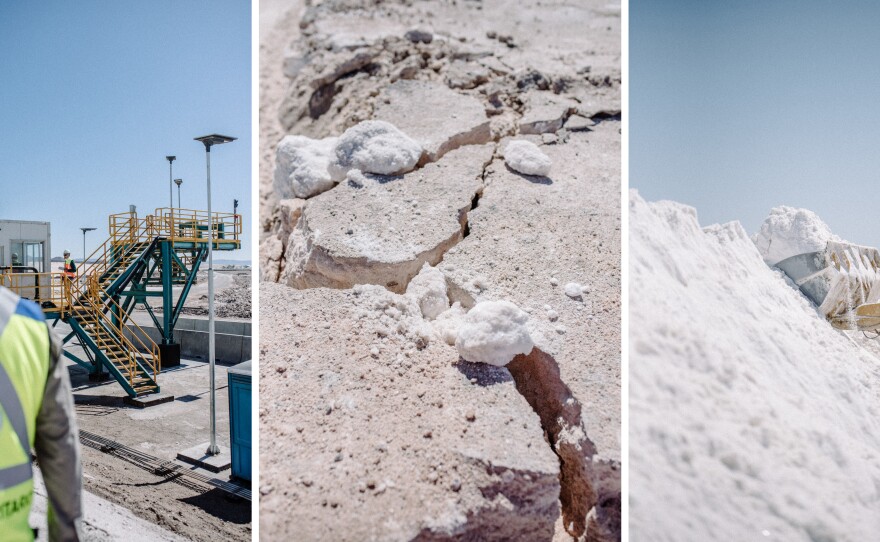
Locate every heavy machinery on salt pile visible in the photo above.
<box><xmin>775</xmin><ymin>241</ymin><xmax>880</xmax><ymax>336</ymax></box>
<box><xmin>0</xmin><ymin>207</ymin><xmax>241</xmax><ymax>397</ymax></box>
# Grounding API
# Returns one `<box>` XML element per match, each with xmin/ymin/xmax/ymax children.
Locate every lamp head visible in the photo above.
<box><xmin>194</xmin><ymin>134</ymin><xmax>236</xmax><ymax>150</ymax></box>
<box><xmin>174</xmin><ymin>178</ymin><xmax>183</xmax><ymax>187</ymax></box>
<box><xmin>166</xmin><ymin>155</ymin><xmax>176</xmax><ymax>163</ymax></box>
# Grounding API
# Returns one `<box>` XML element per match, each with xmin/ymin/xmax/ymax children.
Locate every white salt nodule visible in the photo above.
<box><xmin>564</xmin><ymin>282</ymin><xmax>582</xmax><ymax>298</ymax></box>
<box><xmin>334</xmin><ymin>120</ymin><xmax>422</xmax><ymax>176</ymax></box>
<box><xmin>455</xmin><ymin>301</ymin><xmax>534</xmax><ymax>366</ymax></box>
<box><xmin>406</xmin><ymin>263</ymin><xmax>449</xmax><ymax>320</ymax></box>
<box><xmin>503</xmin><ymin>140</ymin><xmax>551</xmax><ymax>177</ymax></box>
<box><xmin>752</xmin><ymin>206</ymin><xmax>841</xmax><ymax>265</ymax></box>
<box><xmin>274</xmin><ymin>135</ymin><xmax>339</xmax><ymax>199</ymax></box>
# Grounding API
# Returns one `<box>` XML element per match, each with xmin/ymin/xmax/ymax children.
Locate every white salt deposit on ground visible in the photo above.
<box><xmin>455</xmin><ymin>300</ymin><xmax>534</xmax><ymax>366</ymax></box>
<box><xmin>333</xmin><ymin>120</ymin><xmax>422</xmax><ymax>176</ymax></box>
<box><xmin>274</xmin><ymin>135</ymin><xmax>340</xmax><ymax>198</ymax></box>
<box><xmin>630</xmin><ymin>190</ymin><xmax>880</xmax><ymax>540</ymax></box>
<box><xmin>405</xmin><ymin>263</ymin><xmax>449</xmax><ymax>320</ymax></box>
<box><xmin>564</xmin><ymin>282</ymin><xmax>583</xmax><ymax>298</ymax></box>
<box><xmin>503</xmin><ymin>140</ymin><xmax>552</xmax><ymax>177</ymax></box>
<box><xmin>752</xmin><ymin>205</ymin><xmax>841</xmax><ymax>265</ymax></box>
<box><xmin>432</xmin><ymin>302</ymin><xmax>467</xmax><ymax>346</ymax></box>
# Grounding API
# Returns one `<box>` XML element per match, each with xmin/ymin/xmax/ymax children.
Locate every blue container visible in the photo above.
<box><xmin>227</xmin><ymin>360</ymin><xmax>252</xmax><ymax>482</ymax></box>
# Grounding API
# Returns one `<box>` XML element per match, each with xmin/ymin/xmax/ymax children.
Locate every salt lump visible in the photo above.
<box><xmin>405</xmin><ymin>263</ymin><xmax>449</xmax><ymax>320</ymax></box>
<box><xmin>455</xmin><ymin>301</ymin><xmax>534</xmax><ymax>366</ymax></box>
<box><xmin>274</xmin><ymin>135</ymin><xmax>339</xmax><ymax>199</ymax></box>
<box><xmin>503</xmin><ymin>140</ymin><xmax>551</xmax><ymax>177</ymax></box>
<box><xmin>564</xmin><ymin>282</ymin><xmax>583</xmax><ymax>298</ymax></box>
<box><xmin>334</xmin><ymin>120</ymin><xmax>422</xmax><ymax>176</ymax></box>
<box><xmin>753</xmin><ymin>206</ymin><xmax>840</xmax><ymax>265</ymax></box>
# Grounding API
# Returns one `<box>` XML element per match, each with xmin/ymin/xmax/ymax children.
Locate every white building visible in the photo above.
<box><xmin>0</xmin><ymin>219</ymin><xmax>51</xmax><ymax>271</ymax></box>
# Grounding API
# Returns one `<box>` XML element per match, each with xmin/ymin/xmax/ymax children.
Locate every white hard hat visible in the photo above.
<box><xmin>63</xmin><ymin>249</ymin><xmax>70</xmax><ymax>255</ymax></box>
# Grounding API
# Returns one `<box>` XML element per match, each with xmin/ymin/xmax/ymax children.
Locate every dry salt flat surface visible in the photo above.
<box><xmin>630</xmin><ymin>190</ymin><xmax>880</xmax><ymax>541</ymax></box>
<box><xmin>260</xmin><ymin>1</ymin><xmax>620</xmax><ymax>540</ymax></box>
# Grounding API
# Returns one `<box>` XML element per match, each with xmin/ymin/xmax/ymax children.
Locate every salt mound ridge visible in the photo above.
<box><xmin>630</xmin><ymin>190</ymin><xmax>880</xmax><ymax>540</ymax></box>
<box><xmin>752</xmin><ymin>205</ymin><xmax>841</xmax><ymax>265</ymax></box>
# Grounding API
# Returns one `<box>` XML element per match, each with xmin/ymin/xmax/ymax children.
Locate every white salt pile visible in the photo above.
<box><xmin>503</xmin><ymin>140</ymin><xmax>551</xmax><ymax>176</ymax></box>
<box><xmin>752</xmin><ymin>206</ymin><xmax>841</xmax><ymax>265</ymax></box>
<box><xmin>334</xmin><ymin>120</ymin><xmax>422</xmax><ymax>176</ymax></box>
<box><xmin>274</xmin><ymin>135</ymin><xmax>340</xmax><ymax>198</ymax></box>
<box><xmin>630</xmin><ymin>190</ymin><xmax>880</xmax><ymax>541</ymax></box>
<box><xmin>405</xmin><ymin>263</ymin><xmax>449</xmax><ymax>320</ymax></box>
<box><xmin>455</xmin><ymin>300</ymin><xmax>534</xmax><ymax>366</ymax></box>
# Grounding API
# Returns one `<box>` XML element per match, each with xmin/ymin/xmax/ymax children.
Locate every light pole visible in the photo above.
<box><xmin>174</xmin><ymin>178</ymin><xmax>183</xmax><ymax>209</ymax></box>
<box><xmin>166</xmin><ymin>156</ymin><xmax>176</xmax><ymax>209</ymax></box>
<box><xmin>194</xmin><ymin>134</ymin><xmax>236</xmax><ymax>456</ymax></box>
<box><xmin>80</xmin><ymin>227</ymin><xmax>96</xmax><ymax>266</ymax></box>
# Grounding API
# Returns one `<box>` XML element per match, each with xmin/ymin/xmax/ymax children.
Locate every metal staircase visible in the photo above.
<box><xmin>0</xmin><ymin>207</ymin><xmax>242</xmax><ymax>398</ymax></box>
<box><xmin>68</xmin><ymin>277</ymin><xmax>160</xmax><ymax>396</ymax></box>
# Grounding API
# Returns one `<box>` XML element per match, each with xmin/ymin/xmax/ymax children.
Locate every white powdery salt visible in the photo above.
<box><xmin>406</xmin><ymin>263</ymin><xmax>449</xmax><ymax>320</ymax></box>
<box><xmin>333</xmin><ymin>120</ymin><xmax>422</xmax><ymax>176</ymax></box>
<box><xmin>630</xmin><ymin>189</ymin><xmax>880</xmax><ymax>541</ymax></box>
<box><xmin>752</xmin><ymin>206</ymin><xmax>841</xmax><ymax>265</ymax></box>
<box><xmin>455</xmin><ymin>301</ymin><xmax>534</xmax><ymax>366</ymax></box>
<box><xmin>432</xmin><ymin>302</ymin><xmax>467</xmax><ymax>345</ymax></box>
<box><xmin>503</xmin><ymin>140</ymin><xmax>551</xmax><ymax>176</ymax></box>
<box><xmin>274</xmin><ymin>135</ymin><xmax>340</xmax><ymax>199</ymax></box>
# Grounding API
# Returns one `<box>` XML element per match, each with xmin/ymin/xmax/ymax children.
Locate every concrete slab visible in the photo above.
<box><xmin>177</xmin><ymin>443</ymin><xmax>232</xmax><ymax>473</ymax></box>
<box><xmin>123</xmin><ymin>393</ymin><xmax>175</xmax><ymax>409</ymax></box>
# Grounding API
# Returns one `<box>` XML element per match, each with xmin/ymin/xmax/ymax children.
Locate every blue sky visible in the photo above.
<box><xmin>0</xmin><ymin>1</ymin><xmax>251</xmax><ymax>260</ymax></box>
<box><xmin>631</xmin><ymin>0</ymin><xmax>880</xmax><ymax>247</ymax></box>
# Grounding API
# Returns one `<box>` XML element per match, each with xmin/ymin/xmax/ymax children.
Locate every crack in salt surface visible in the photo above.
<box><xmin>506</xmin><ymin>348</ymin><xmax>617</xmax><ymax>541</ymax></box>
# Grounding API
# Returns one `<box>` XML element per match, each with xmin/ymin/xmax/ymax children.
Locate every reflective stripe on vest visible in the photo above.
<box><xmin>63</xmin><ymin>258</ymin><xmax>75</xmax><ymax>277</ymax></box>
<box><xmin>0</xmin><ymin>287</ymin><xmax>50</xmax><ymax>540</ymax></box>
<box><xmin>0</xmin><ymin>363</ymin><xmax>32</xmax><ymax>489</ymax></box>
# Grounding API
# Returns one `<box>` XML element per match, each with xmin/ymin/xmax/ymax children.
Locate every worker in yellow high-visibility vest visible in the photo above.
<box><xmin>0</xmin><ymin>286</ymin><xmax>82</xmax><ymax>541</ymax></box>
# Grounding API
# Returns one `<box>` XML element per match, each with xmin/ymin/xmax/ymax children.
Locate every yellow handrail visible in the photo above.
<box><xmin>70</xmin><ymin>275</ymin><xmax>161</xmax><ymax>386</ymax></box>
<box><xmin>0</xmin><ymin>271</ymin><xmax>75</xmax><ymax>317</ymax></box>
<box><xmin>152</xmin><ymin>207</ymin><xmax>242</xmax><ymax>246</ymax></box>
